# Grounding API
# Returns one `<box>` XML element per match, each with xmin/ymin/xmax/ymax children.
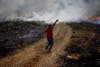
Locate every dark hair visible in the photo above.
<box><xmin>48</xmin><ymin>24</ymin><xmax>51</xmax><ymax>27</ymax></box>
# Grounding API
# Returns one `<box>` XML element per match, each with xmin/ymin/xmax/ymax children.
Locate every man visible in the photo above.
<box><xmin>45</xmin><ymin>19</ymin><xmax>59</xmax><ymax>53</ymax></box>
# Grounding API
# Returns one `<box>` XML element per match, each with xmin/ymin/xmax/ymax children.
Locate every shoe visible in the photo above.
<box><xmin>45</xmin><ymin>46</ymin><xmax>48</xmax><ymax>50</ymax></box>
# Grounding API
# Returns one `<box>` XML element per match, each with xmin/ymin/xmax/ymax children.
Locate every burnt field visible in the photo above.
<box><xmin>0</xmin><ymin>22</ymin><xmax>100</xmax><ymax>67</ymax></box>
<box><xmin>0</xmin><ymin>21</ymin><xmax>46</xmax><ymax>57</ymax></box>
<box><xmin>57</xmin><ymin>23</ymin><xmax>100</xmax><ymax>67</ymax></box>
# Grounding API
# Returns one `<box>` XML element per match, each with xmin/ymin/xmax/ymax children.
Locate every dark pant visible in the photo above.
<box><xmin>46</xmin><ymin>37</ymin><xmax>54</xmax><ymax>52</ymax></box>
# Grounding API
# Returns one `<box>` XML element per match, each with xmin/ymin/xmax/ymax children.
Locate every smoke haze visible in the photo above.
<box><xmin>0</xmin><ymin>0</ymin><xmax>100</xmax><ymax>22</ymax></box>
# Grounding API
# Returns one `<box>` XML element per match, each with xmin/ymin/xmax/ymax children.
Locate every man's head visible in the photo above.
<box><xmin>48</xmin><ymin>24</ymin><xmax>52</xmax><ymax>27</ymax></box>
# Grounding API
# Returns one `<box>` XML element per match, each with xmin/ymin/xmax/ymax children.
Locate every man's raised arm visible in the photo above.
<box><xmin>52</xmin><ymin>19</ymin><xmax>59</xmax><ymax>28</ymax></box>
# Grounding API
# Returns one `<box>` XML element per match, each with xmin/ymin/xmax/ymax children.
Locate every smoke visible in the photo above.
<box><xmin>40</xmin><ymin>0</ymin><xmax>100</xmax><ymax>22</ymax></box>
<box><xmin>0</xmin><ymin>0</ymin><xmax>53</xmax><ymax>20</ymax></box>
<box><xmin>0</xmin><ymin>0</ymin><xmax>100</xmax><ymax>22</ymax></box>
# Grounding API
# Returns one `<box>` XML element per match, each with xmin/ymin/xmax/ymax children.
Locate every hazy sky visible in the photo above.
<box><xmin>0</xmin><ymin>0</ymin><xmax>100</xmax><ymax>22</ymax></box>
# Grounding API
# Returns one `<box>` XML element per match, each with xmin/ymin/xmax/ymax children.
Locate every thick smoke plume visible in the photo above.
<box><xmin>0</xmin><ymin>0</ymin><xmax>100</xmax><ymax>22</ymax></box>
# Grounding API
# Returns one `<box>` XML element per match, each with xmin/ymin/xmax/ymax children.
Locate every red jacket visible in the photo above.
<box><xmin>45</xmin><ymin>26</ymin><xmax>53</xmax><ymax>39</ymax></box>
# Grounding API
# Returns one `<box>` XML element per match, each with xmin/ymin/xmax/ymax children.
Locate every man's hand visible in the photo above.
<box><xmin>52</xmin><ymin>19</ymin><xmax>59</xmax><ymax>28</ymax></box>
<box><xmin>55</xmin><ymin>19</ymin><xmax>59</xmax><ymax>23</ymax></box>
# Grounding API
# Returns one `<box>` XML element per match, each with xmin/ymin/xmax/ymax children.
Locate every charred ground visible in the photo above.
<box><xmin>0</xmin><ymin>21</ymin><xmax>46</xmax><ymax>57</ymax></box>
<box><xmin>57</xmin><ymin>22</ymin><xmax>100</xmax><ymax>67</ymax></box>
